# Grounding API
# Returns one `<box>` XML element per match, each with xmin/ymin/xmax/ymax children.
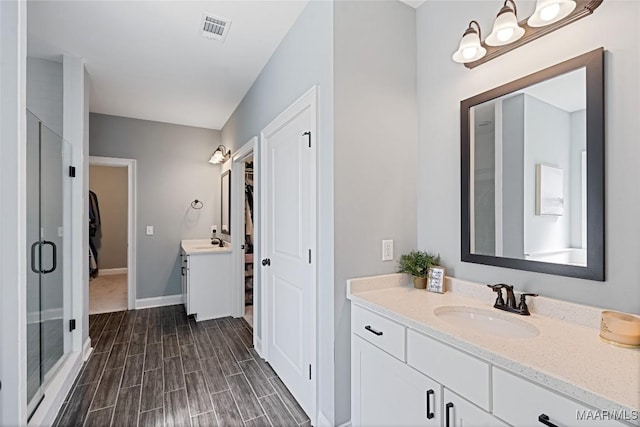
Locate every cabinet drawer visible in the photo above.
<box><xmin>407</xmin><ymin>329</ymin><xmax>490</xmax><ymax>411</ymax></box>
<box><xmin>493</xmin><ymin>368</ymin><xmax>630</xmax><ymax>427</ymax></box>
<box><xmin>352</xmin><ymin>305</ymin><xmax>406</xmax><ymax>361</ymax></box>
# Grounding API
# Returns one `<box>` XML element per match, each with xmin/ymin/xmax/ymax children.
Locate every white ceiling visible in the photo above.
<box><xmin>27</xmin><ymin>1</ymin><xmax>308</xmax><ymax>130</ymax></box>
<box><xmin>523</xmin><ymin>69</ymin><xmax>586</xmax><ymax>112</ymax></box>
<box><xmin>399</xmin><ymin>0</ymin><xmax>425</xmax><ymax>8</ymax></box>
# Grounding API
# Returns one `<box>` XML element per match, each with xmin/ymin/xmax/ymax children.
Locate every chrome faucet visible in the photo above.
<box><xmin>487</xmin><ymin>284</ymin><xmax>537</xmax><ymax>316</ymax></box>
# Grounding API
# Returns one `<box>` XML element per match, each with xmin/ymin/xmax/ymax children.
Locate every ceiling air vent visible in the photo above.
<box><xmin>200</xmin><ymin>13</ymin><xmax>231</xmax><ymax>42</ymax></box>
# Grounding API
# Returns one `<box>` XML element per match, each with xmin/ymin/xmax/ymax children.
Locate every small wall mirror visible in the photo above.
<box><xmin>221</xmin><ymin>170</ymin><xmax>231</xmax><ymax>235</ymax></box>
<box><xmin>461</xmin><ymin>48</ymin><xmax>604</xmax><ymax>281</ymax></box>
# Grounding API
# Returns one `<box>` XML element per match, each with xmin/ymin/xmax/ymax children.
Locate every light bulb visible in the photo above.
<box><xmin>540</xmin><ymin>2</ymin><xmax>560</xmax><ymax>21</ymax></box>
<box><xmin>496</xmin><ymin>27</ymin><xmax>514</xmax><ymax>42</ymax></box>
<box><xmin>462</xmin><ymin>47</ymin><xmax>477</xmax><ymax>59</ymax></box>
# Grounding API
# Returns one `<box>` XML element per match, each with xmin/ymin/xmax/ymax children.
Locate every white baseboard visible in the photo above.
<box><xmin>99</xmin><ymin>267</ymin><xmax>128</xmax><ymax>276</ymax></box>
<box><xmin>83</xmin><ymin>337</ymin><xmax>93</xmax><ymax>361</ymax></box>
<box><xmin>317</xmin><ymin>413</ymin><xmax>351</xmax><ymax>427</ymax></box>
<box><xmin>135</xmin><ymin>294</ymin><xmax>183</xmax><ymax>309</ymax></box>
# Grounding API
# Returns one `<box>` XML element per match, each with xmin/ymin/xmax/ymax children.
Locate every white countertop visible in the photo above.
<box><xmin>181</xmin><ymin>239</ymin><xmax>231</xmax><ymax>254</ymax></box>
<box><xmin>347</xmin><ymin>274</ymin><xmax>640</xmax><ymax>418</ymax></box>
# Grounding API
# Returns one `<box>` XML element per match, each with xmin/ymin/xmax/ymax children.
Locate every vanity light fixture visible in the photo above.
<box><xmin>528</xmin><ymin>0</ymin><xmax>577</xmax><ymax>27</ymax></box>
<box><xmin>209</xmin><ymin>145</ymin><xmax>231</xmax><ymax>164</ymax></box>
<box><xmin>452</xmin><ymin>21</ymin><xmax>487</xmax><ymax>64</ymax></box>
<box><xmin>454</xmin><ymin>0</ymin><xmax>603</xmax><ymax>69</ymax></box>
<box><xmin>486</xmin><ymin>0</ymin><xmax>525</xmax><ymax>46</ymax></box>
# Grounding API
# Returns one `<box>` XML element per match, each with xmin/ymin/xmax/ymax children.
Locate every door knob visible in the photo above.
<box><xmin>261</xmin><ymin>258</ymin><xmax>271</xmax><ymax>266</ymax></box>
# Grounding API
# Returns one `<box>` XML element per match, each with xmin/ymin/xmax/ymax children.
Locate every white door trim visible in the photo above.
<box><xmin>88</xmin><ymin>156</ymin><xmax>137</xmax><ymax>310</ymax></box>
<box><xmin>231</xmin><ymin>138</ymin><xmax>258</xmax><ymax>332</ymax></box>
<box><xmin>260</xmin><ymin>85</ymin><xmax>318</xmax><ymax>425</ymax></box>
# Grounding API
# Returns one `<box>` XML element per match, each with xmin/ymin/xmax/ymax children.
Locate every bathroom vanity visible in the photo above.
<box><xmin>180</xmin><ymin>239</ymin><xmax>232</xmax><ymax>321</ymax></box>
<box><xmin>348</xmin><ymin>274</ymin><xmax>639</xmax><ymax>427</ymax></box>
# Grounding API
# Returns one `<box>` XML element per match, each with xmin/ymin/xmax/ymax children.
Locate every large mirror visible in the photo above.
<box><xmin>461</xmin><ymin>48</ymin><xmax>604</xmax><ymax>281</ymax></box>
<box><xmin>221</xmin><ymin>170</ymin><xmax>230</xmax><ymax>235</ymax></box>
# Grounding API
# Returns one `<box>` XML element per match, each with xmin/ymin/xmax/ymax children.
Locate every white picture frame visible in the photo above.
<box><xmin>536</xmin><ymin>164</ymin><xmax>564</xmax><ymax>216</ymax></box>
<box><xmin>427</xmin><ymin>267</ymin><xmax>445</xmax><ymax>293</ymax></box>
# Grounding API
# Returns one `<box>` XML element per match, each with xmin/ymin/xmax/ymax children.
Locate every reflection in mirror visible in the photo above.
<box><xmin>461</xmin><ymin>48</ymin><xmax>604</xmax><ymax>281</ymax></box>
<box><xmin>471</xmin><ymin>68</ymin><xmax>587</xmax><ymax>266</ymax></box>
<box><xmin>221</xmin><ymin>170</ymin><xmax>230</xmax><ymax>235</ymax></box>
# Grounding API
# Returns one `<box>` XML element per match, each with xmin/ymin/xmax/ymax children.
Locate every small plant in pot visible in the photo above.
<box><xmin>397</xmin><ymin>250</ymin><xmax>441</xmax><ymax>289</ymax></box>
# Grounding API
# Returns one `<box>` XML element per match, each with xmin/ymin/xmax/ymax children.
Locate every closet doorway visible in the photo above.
<box><xmin>231</xmin><ymin>138</ymin><xmax>259</xmax><ymax>341</ymax></box>
<box><xmin>88</xmin><ymin>156</ymin><xmax>137</xmax><ymax>313</ymax></box>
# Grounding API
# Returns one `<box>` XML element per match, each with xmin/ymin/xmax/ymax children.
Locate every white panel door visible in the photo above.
<box><xmin>262</xmin><ymin>94</ymin><xmax>315</xmax><ymax>418</ymax></box>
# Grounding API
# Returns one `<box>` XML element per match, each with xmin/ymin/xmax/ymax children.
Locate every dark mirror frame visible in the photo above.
<box><xmin>221</xmin><ymin>170</ymin><xmax>231</xmax><ymax>235</ymax></box>
<box><xmin>460</xmin><ymin>48</ymin><xmax>604</xmax><ymax>281</ymax></box>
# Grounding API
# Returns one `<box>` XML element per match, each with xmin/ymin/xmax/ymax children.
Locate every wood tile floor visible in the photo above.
<box><xmin>55</xmin><ymin>305</ymin><xmax>311</xmax><ymax>427</ymax></box>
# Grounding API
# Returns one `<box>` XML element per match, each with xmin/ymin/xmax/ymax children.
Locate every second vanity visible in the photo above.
<box><xmin>348</xmin><ymin>274</ymin><xmax>640</xmax><ymax>427</ymax></box>
<box><xmin>180</xmin><ymin>239</ymin><xmax>232</xmax><ymax>321</ymax></box>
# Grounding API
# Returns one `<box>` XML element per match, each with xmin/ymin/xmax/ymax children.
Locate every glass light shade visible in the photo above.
<box><xmin>209</xmin><ymin>146</ymin><xmax>229</xmax><ymax>164</ymax></box>
<box><xmin>486</xmin><ymin>8</ymin><xmax>525</xmax><ymax>46</ymax></box>
<box><xmin>528</xmin><ymin>0</ymin><xmax>576</xmax><ymax>27</ymax></box>
<box><xmin>452</xmin><ymin>30</ymin><xmax>487</xmax><ymax>63</ymax></box>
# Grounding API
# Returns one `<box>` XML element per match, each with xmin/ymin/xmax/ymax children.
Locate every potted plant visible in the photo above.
<box><xmin>397</xmin><ymin>250</ymin><xmax>441</xmax><ymax>289</ymax></box>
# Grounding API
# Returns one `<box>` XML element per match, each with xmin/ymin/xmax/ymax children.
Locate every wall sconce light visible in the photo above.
<box><xmin>453</xmin><ymin>0</ymin><xmax>603</xmax><ymax>69</ymax></box>
<box><xmin>528</xmin><ymin>0</ymin><xmax>577</xmax><ymax>27</ymax></box>
<box><xmin>452</xmin><ymin>21</ymin><xmax>487</xmax><ymax>64</ymax></box>
<box><xmin>486</xmin><ymin>0</ymin><xmax>525</xmax><ymax>46</ymax></box>
<box><xmin>209</xmin><ymin>145</ymin><xmax>231</xmax><ymax>164</ymax></box>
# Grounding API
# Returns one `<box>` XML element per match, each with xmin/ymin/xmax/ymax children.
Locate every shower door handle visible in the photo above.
<box><xmin>31</xmin><ymin>241</ymin><xmax>41</xmax><ymax>273</ymax></box>
<box><xmin>42</xmin><ymin>240</ymin><xmax>57</xmax><ymax>274</ymax></box>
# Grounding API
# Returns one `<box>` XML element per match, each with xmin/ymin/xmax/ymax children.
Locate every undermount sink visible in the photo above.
<box><xmin>434</xmin><ymin>306</ymin><xmax>540</xmax><ymax>339</ymax></box>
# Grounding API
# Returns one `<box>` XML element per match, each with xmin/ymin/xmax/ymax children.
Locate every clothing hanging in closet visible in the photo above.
<box><xmin>89</xmin><ymin>190</ymin><xmax>101</xmax><ymax>277</ymax></box>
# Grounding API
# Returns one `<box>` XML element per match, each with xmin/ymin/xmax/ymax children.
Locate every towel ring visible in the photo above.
<box><xmin>191</xmin><ymin>199</ymin><xmax>204</xmax><ymax>210</ymax></box>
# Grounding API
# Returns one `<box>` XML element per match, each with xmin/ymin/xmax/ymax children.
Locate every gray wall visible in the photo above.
<box><xmin>502</xmin><ymin>95</ymin><xmax>525</xmax><ymax>258</ymax></box>
<box><xmin>220</xmin><ymin>1</ymin><xmax>337</xmax><ymax>421</ymax></box>
<box><xmin>523</xmin><ymin>94</ymin><xmax>572</xmax><ymax>255</ymax></box>
<box><xmin>26</xmin><ymin>57</ymin><xmax>62</xmax><ymax>136</ymax></box>
<box><xmin>89</xmin><ymin>165</ymin><xmax>128</xmax><ymax>270</ymax></box>
<box><xmin>570</xmin><ymin>109</ymin><xmax>586</xmax><ymax>247</ymax></box>
<box><xmin>90</xmin><ymin>113</ymin><xmax>222</xmax><ymax>299</ymax></box>
<box><xmin>417</xmin><ymin>0</ymin><xmax>640</xmax><ymax>314</ymax></box>
<box><xmin>333</xmin><ymin>1</ymin><xmax>417</xmax><ymax>424</ymax></box>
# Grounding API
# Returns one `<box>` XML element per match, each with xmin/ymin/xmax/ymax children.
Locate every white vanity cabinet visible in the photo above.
<box><xmin>352</xmin><ymin>336</ymin><xmax>442</xmax><ymax>427</ymax></box>
<box><xmin>351</xmin><ymin>305</ymin><xmax>500</xmax><ymax>427</ymax></box>
<box><xmin>180</xmin><ymin>244</ymin><xmax>232</xmax><ymax>321</ymax></box>
<box><xmin>351</xmin><ymin>303</ymin><xmax>632</xmax><ymax>427</ymax></box>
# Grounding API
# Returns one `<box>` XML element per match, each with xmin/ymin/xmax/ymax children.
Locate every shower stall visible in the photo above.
<box><xmin>26</xmin><ymin>110</ymin><xmax>72</xmax><ymax>419</ymax></box>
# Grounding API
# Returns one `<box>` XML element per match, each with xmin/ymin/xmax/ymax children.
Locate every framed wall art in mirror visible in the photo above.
<box><xmin>461</xmin><ymin>47</ymin><xmax>604</xmax><ymax>281</ymax></box>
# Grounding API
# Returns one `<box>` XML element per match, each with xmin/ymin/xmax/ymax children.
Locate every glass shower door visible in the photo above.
<box><xmin>26</xmin><ymin>110</ymin><xmax>71</xmax><ymax>418</ymax></box>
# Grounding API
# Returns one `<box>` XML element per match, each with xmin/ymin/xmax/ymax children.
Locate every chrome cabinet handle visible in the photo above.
<box><xmin>364</xmin><ymin>325</ymin><xmax>383</xmax><ymax>336</ymax></box>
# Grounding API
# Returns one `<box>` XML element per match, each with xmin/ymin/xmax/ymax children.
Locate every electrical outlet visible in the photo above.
<box><xmin>146</xmin><ymin>225</ymin><xmax>154</xmax><ymax>236</ymax></box>
<box><xmin>211</xmin><ymin>225</ymin><xmax>217</xmax><ymax>234</ymax></box>
<box><xmin>382</xmin><ymin>239</ymin><xmax>393</xmax><ymax>261</ymax></box>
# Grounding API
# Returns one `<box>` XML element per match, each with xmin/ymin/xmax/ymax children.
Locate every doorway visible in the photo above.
<box><xmin>232</xmin><ymin>138</ymin><xmax>258</xmax><ymax>335</ymax></box>
<box><xmin>88</xmin><ymin>156</ymin><xmax>137</xmax><ymax>313</ymax></box>
<box><xmin>260</xmin><ymin>86</ymin><xmax>318</xmax><ymax>422</ymax></box>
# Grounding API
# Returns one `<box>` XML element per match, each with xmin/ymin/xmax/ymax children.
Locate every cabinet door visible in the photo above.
<box><xmin>183</xmin><ymin>255</ymin><xmax>191</xmax><ymax>314</ymax></box>
<box><xmin>352</xmin><ymin>336</ymin><xmax>441</xmax><ymax>427</ymax></box>
<box><xmin>443</xmin><ymin>389</ymin><xmax>508</xmax><ymax>427</ymax></box>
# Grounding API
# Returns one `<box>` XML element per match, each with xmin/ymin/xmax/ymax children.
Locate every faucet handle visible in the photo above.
<box><xmin>518</xmin><ymin>293</ymin><xmax>538</xmax><ymax>315</ymax></box>
<box><xmin>487</xmin><ymin>284</ymin><xmax>505</xmax><ymax>307</ymax></box>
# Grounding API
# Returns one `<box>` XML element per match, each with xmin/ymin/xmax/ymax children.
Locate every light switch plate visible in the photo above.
<box><xmin>382</xmin><ymin>239</ymin><xmax>393</xmax><ymax>261</ymax></box>
<box><xmin>146</xmin><ymin>225</ymin><xmax>154</xmax><ymax>236</ymax></box>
